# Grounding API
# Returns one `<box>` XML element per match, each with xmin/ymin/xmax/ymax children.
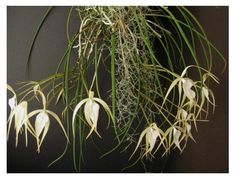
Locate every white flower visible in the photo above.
<box><xmin>181</xmin><ymin>78</ymin><xmax>196</xmax><ymax>101</ymax></box>
<box><xmin>185</xmin><ymin>123</ymin><xmax>195</xmax><ymax>142</ymax></box>
<box><xmin>129</xmin><ymin>123</ymin><xmax>165</xmax><ymax>159</ymax></box>
<box><xmin>72</xmin><ymin>91</ymin><xmax>113</xmax><ymax>139</ymax></box>
<box><xmin>8</xmin><ymin>101</ymin><xmax>29</xmax><ymax>147</ymax></box>
<box><xmin>26</xmin><ymin>109</ymin><xmax>68</xmax><ymax>153</ymax></box>
<box><xmin>7</xmin><ymin>85</ymin><xmax>68</xmax><ymax>152</ymax></box>
<box><xmin>7</xmin><ymin>85</ymin><xmax>30</xmax><ymax>147</ymax></box>
<box><xmin>84</xmin><ymin>98</ymin><xmax>100</xmax><ymax>138</ymax></box>
<box><xmin>176</xmin><ymin>108</ymin><xmax>196</xmax><ymax>142</ymax></box>
<box><xmin>166</xmin><ymin>124</ymin><xmax>195</xmax><ymax>153</ymax></box>
<box><xmin>162</xmin><ymin>66</ymin><xmax>196</xmax><ymax>109</ymax></box>
<box><xmin>197</xmin><ymin>73</ymin><xmax>219</xmax><ymax>117</ymax></box>
<box><xmin>164</xmin><ymin>126</ymin><xmax>185</xmax><ymax>153</ymax></box>
<box><xmin>177</xmin><ymin>108</ymin><xmax>197</xmax><ymax>131</ymax></box>
<box><xmin>23</xmin><ymin>89</ymin><xmax>68</xmax><ymax>153</ymax></box>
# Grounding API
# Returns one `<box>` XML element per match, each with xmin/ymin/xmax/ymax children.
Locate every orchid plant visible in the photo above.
<box><xmin>7</xmin><ymin>6</ymin><xmax>226</xmax><ymax>172</ymax></box>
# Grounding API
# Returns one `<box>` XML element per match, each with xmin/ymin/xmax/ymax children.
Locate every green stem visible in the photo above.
<box><xmin>26</xmin><ymin>6</ymin><xmax>54</xmax><ymax>69</ymax></box>
<box><xmin>111</xmin><ymin>34</ymin><xmax>120</xmax><ymax>143</ymax></box>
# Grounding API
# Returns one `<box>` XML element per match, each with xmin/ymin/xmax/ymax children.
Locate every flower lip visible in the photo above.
<box><xmin>84</xmin><ymin>98</ymin><xmax>101</xmax><ymax>138</ymax></box>
<box><xmin>35</xmin><ymin>111</ymin><xmax>50</xmax><ymax>153</ymax></box>
<box><xmin>8</xmin><ymin>95</ymin><xmax>17</xmax><ymax>110</ymax></box>
<box><xmin>173</xmin><ymin>127</ymin><xmax>182</xmax><ymax>151</ymax></box>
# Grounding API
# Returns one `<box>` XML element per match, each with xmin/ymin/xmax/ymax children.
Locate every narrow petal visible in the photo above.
<box><xmin>203</xmin><ymin>87</ymin><xmax>215</xmax><ymax>109</ymax></box>
<box><xmin>38</xmin><ymin>121</ymin><xmax>50</xmax><ymax>152</ymax></box>
<box><xmin>203</xmin><ymin>73</ymin><xmax>219</xmax><ymax>84</ymax></box>
<box><xmin>46</xmin><ymin>110</ymin><xmax>69</xmax><ymax>142</ymax></box>
<box><xmin>186</xmin><ymin>123</ymin><xmax>196</xmax><ymax>142</ymax></box>
<box><xmin>181</xmin><ymin>65</ymin><xmax>192</xmax><ymax>77</ymax></box>
<box><xmin>93</xmin><ymin>97</ymin><xmax>114</xmax><ymax>121</ymax></box>
<box><xmin>14</xmin><ymin>101</ymin><xmax>28</xmax><ymax>147</ymax></box>
<box><xmin>129</xmin><ymin>128</ymin><xmax>148</xmax><ymax>160</ymax></box>
<box><xmin>162</xmin><ymin>78</ymin><xmax>181</xmax><ymax>107</ymax></box>
<box><xmin>202</xmin><ymin>87</ymin><xmax>209</xmax><ymax>100</ymax></box>
<box><xmin>153</xmin><ymin>127</ymin><xmax>166</xmax><ymax>154</ymax></box>
<box><xmin>55</xmin><ymin>88</ymin><xmax>64</xmax><ymax>105</ymax></box>
<box><xmin>178</xmin><ymin>79</ymin><xmax>182</xmax><ymax>106</ymax></box>
<box><xmin>197</xmin><ymin>88</ymin><xmax>206</xmax><ymax>118</ymax></box>
<box><xmin>86</xmin><ymin>125</ymin><xmax>101</xmax><ymax>139</ymax></box>
<box><xmin>72</xmin><ymin>98</ymin><xmax>88</xmax><ymax>137</ymax></box>
<box><xmin>144</xmin><ymin>130</ymin><xmax>152</xmax><ymax>157</ymax></box>
<box><xmin>209</xmin><ymin>89</ymin><xmax>216</xmax><ymax>113</ymax></box>
<box><xmin>7</xmin><ymin>84</ymin><xmax>16</xmax><ymax>96</ymax></box>
<box><xmin>7</xmin><ymin>110</ymin><xmax>15</xmax><ymax>140</ymax></box>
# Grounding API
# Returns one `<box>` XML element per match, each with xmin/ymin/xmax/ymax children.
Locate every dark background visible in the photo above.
<box><xmin>7</xmin><ymin>6</ymin><xmax>228</xmax><ymax>173</ymax></box>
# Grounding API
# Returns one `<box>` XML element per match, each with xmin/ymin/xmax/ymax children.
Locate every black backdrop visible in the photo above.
<box><xmin>7</xmin><ymin>6</ymin><xmax>228</xmax><ymax>173</ymax></box>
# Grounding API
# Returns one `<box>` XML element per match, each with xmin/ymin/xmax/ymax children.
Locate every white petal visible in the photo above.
<box><xmin>14</xmin><ymin>101</ymin><xmax>27</xmax><ymax>146</ymax></box>
<box><xmin>72</xmin><ymin>98</ymin><xmax>88</xmax><ymax>137</ymax></box>
<box><xmin>55</xmin><ymin>88</ymin><xmax>64</xmax><ymax>105</ymax></box>
<box><xmin>72</xmin><ymin>99</ymin><xmax>88</xmax><ymax>123</ymax></box>
<box><xmin>35</xmin><ymin>111</ymin><xmax>50</xmax><ymax>153</ymax></box>
<box><xmin>173</xmin><ymin>128</ymin><xmax>182</xmax><ymax>151</ymax></box>
<box><xmin>84</xmin><ymin>99</ymin><xmax>95</xmax><ymax>127</ymax></box>
<box><xmin>84</xmin><ymin>99</ymin><xmax>101</xmax><ymax>138</ymax></box>
<box><xmin>14</xmin><ymin>101</ymin><xmax>27</xmax><ymax>132</ymax></box>
<box><xmin>35</xmin><ymin>111</ymin><xmax>50</xmax><ymax>138</ymax></box>
<box><xmin>90</xmin><ymin>101</ymin><xmax>100</xmax><ymax>126</ymax></box>
<box><xmin>8</xmin><ymin>95</ymin><xmax>16</xmax><ymax>110</ymax></box>
<box><xmin>186</xmin><ymin>123</ymin><xmax>191</xmax><ymax>133</ymax></box>
<box><xmin>181</xmin><ymin>66</ymin><xmax>192</xmax><ymax>77</ymax></box>
<box><xmin>84</xmin><ymin>99</ymin><xmax>100</xmax><ymax>127</ymax></box>
<box><xmin>147</xmin><ymin>128</ymin><xmax>158</xmax><ymax>151</ymax></box>
<box><xmin>202</xmin><ymin>87</ymin><xmax>209</xmax><ymax>101</ymax></box>
<box><xmin>38</xmin><ymin>120</ymin><xmax>50</xmax><ymax>152</ymax></box>
<box><xmin>186</xmin><ymin>123</ymin><xmax>196</xmax><ymax>142</ymax></box>
<box><xmin>181</xmin><ymin>109</ymin><xmax>188</xmax><ymax>120</ymax></box>
<box><xmin>182</xmin><ymin>78</ymin><xmax>196</xmax><ymax>100</ymax></box>
<box><xmin>33</xmin><ymin>84</ymin><xmax>39</xmax><ymax>95</ymax></box>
